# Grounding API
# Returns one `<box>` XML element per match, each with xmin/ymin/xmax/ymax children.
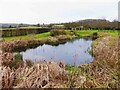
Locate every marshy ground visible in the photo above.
<box><xmin>0</xmin><ymin>30</ymin><xmax>119</xmax><ymax>88</ymax></box>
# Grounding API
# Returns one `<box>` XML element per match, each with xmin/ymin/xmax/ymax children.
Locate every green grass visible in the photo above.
<box><xmin>75</xmin><ymin>30</ymin><xmax>98</xmax><ymax>37</ymax></box>
<box><xmin>35</xmin><ymin>32</ymin><xmax>50</xmax><ymax>39</ymax></box>
<box><xmin>98</xmin><ymin>30</ymin><xmax>119</xmax><ymax>37</ymax></box>
<box><xmin>65</xmin><ymin>64</ymin><xmax>80</xmax><ymax>72</ymax></box>
<box><xmin>4</xmin><ymin>35</ymin><xmax>29</xmax><ymax>41</ymax></box>
<box><xmin>75</xmin><ymin>30</ymin><xmax>118</xmax><ymax>37</ymax></box>
<box><xmin>4</xmin><ymin>32</ymin><xmax>50</xmax><ymax>41</ymax></box>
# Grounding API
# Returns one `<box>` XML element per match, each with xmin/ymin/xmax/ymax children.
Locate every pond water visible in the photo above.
<box><xmin>20</xmin><ymin>38</ymin><xmax>94</xmax><ymax>66</ymax></box>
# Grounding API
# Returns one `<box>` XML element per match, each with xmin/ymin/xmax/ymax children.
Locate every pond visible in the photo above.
<box><xmin>20</xmin><ymin>38</ymin><xmax>94</xmax><ymax>66</ymax></box>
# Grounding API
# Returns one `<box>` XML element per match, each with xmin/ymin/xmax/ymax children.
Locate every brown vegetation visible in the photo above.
<box><xmin>0</xmin><ymin>36</ymin><xmax>119</xmax><ymax>88</ymax></box>
<box><xmin>0</xmin><ymin>61</ymin><xmax>68</xmax><ymax>88</ymax></box>
<box><xmin>83</xmin><ymin>36</ymin><xmax>119</xmax><ymax>88</ymax></box>
<box><xmin>1</xmin><ymin>34</ymin><xmax>76</xmax><ymax>52</ymax></box>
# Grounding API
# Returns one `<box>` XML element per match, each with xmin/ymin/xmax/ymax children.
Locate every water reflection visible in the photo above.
<box><xmin>19</xmin><ymin>38</ymin><xmax>94</xmax><ymax>66</ymax></box>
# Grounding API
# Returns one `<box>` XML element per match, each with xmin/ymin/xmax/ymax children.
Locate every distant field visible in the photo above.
<box><xmin>3</xmin><ymin>30</ymin><xmax>119</xmax><ymax>41</ymax></box>
<box><xmin>1</xmin><ymin>27</ymin><xmax>50</xmax><ymax>37</ymax></box>
<box><xmin>4</xmin><ymin>32</ymin><xmax>50</xmax><ymax>41</ymax></box>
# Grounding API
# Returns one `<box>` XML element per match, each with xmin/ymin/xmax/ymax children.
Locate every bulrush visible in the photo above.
<box><xmin>13</xmin><ymin>61</ymin><xmax>66</xmax><ymax>88</ymax></box>
<box><xmin>0</xmin><ymin>66</ymin><xmax>15</xmax><ymax>88</ymax></box>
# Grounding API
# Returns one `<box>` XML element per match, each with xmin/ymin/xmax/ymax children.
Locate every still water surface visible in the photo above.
<box><xmin>20</xmin><ymin>38</ymin><xmax>94</xmax><ymax>66</ymax></box>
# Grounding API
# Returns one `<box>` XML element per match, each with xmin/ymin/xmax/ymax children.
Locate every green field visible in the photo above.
<box><xmin>3</xmin><ymin>30</ymin><xmax>119</xmax><ymax>41</ymax></box>
<box><xmin>4</xmin><ymin>32</ymin><xmax>50</xmax><ymax>41</ymax></box>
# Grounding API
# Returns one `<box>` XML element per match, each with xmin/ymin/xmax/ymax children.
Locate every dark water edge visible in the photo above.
<box><xmin>12</xmin><ymin>39</ymin><xmax>70</xmax><ymax>52</ymax></box>
<box><xmin>13</xmin><ymin>37</ymin><xmax>97</xmax><ymax>52</ymax></box>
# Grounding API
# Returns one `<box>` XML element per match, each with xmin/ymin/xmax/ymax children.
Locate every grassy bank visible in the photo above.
<box><xmin>64</xmin><ymin>36</ymin><xmax>119</xmax><ymax>88</ymax></box>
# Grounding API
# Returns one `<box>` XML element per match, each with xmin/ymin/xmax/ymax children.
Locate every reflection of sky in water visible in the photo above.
<box><xmin>20</xmin><ymin>38</ymin><xmax>93</xmax><ymax>66</ymax></box>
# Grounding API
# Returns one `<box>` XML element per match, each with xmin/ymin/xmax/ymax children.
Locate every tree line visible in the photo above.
<box><xmin>63</xmin><ymin>19</ymin><xmax>119</xmax><ymax>30</ymax></box>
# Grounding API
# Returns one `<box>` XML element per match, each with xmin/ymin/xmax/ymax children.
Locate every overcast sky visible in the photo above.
<box><xmin>0</xmin><ymin>0</ymin><xmax>119</xmax><ymax>24</ymax></box>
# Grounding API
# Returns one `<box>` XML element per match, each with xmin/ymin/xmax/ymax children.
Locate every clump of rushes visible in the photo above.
<box><xmin>46</xmin><ymin>36</ymin><xmax>58</xmax><ymax>45</ymax></box>
<box><xmin>25</xmin><ymin>60</ymin><xmax>34</xmax><ymax>67</ymax></box>
<box><xmin>10</xmin><ymin>53</ymin><xmax>24</xmax><ymax>69</ymax></box>
<box><xmin>65</xmin><ymin>64</ymin><xmax>80</xmax><ymax>72</ymax></box>
<box><xmin>88</xmin><ymin>49</ymin><xmax>94</xmax><ymax>56</ymax></box>
<box><xmin>65</xmin><ymin>64</ymin><xmax>83</xmax><ymax>88</ymax></box>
